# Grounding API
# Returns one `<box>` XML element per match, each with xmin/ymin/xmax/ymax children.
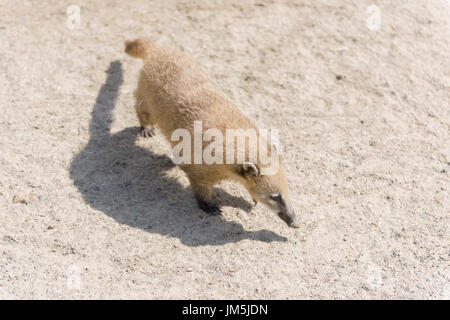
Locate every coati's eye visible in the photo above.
<box><xmin>270</xmin><ymin>193</ymin><xmax>282</xmax><ymax>201</ymax></box>
<box><xmin>267</xmin><ymin>193</ymin><xmax>282</xmax><ymax>207</ymax></box>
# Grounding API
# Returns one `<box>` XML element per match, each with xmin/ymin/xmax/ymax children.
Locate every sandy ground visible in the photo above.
<box><xmin>0</xmin><ymin>0</ymin><xmax>449</xmax><ymax>299</ymax></box>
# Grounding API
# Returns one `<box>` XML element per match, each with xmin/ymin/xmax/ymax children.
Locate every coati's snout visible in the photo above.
<box><xmin>271</xmin><ymin>194</ymin><xmax>300</xmax><ymax>228</ymax></box>
<box><xmin>240</xmin><ymin>162</ymin><xmax>300</xmax><ymax>228</ymax></box>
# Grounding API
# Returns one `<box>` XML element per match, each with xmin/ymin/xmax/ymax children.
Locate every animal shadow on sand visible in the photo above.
<box><xmin>70</xmin><ymin>61</ymin><xmax>287</xmax><ymax>246</ymax></box>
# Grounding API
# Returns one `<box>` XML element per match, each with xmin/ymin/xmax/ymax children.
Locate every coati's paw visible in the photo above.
<box><xmin>139</xmin><ymin>126</ymin><xmax>155</xmax><ymax>138</ymax></box>
<box><xmin>197</xmin><ymin>199</ymin><xmax>222</xmax><ymax>216</ymax></box>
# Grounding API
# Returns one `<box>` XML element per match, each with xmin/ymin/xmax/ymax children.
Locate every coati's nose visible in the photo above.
<box><xmin>288</xmin><ymin>216</ymin><xmax>300</xmax><ymax>228</ymax></box>
<box><xmin>277</xmin><ymin>211</ymin><xmax>300</xmax><ymax>228</ymax></box>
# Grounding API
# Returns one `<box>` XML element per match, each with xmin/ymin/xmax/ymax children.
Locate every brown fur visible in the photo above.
<box><xmin>125</xmin><ymin>37</ymin><xmax>299</xmax><ymax>227</ymax></box>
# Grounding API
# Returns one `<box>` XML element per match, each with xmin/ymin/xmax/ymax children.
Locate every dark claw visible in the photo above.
<box><xmin>197</xmin><ymin>199</ymin><xmax>221</xmax><ymax>216</ymax></box>
<box><xmin>140</xmin><ymin>126</ymin><xmax>155</xmax><ymax>138</ymax></box>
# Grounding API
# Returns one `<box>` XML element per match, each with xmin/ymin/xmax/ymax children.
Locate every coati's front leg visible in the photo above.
<box><xmin>193</xmin><ymin>183</ymin><xmax>221</xmax><ymax>215</ymax></box>
<box><xmin>185</xmin><ymin>171</ymin><xmax>221</xmax><ymax>215</ymax></box>
<box><xmin>197</xmin><ymin>197</ymin><xmax>221</xmax><ymax>215</ymax></box>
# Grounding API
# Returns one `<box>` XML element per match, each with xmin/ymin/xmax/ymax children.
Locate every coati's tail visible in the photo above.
<box><xmin>124</xmin><ymin>38</ymin><xmax>154</xmax><ymax>59</ymax></box>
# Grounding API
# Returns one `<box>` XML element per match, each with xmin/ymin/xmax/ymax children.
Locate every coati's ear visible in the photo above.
<box><xmin>241</xmin><ymin>162</ymin><xmax>260</xmax><ymax>177</ymax></box>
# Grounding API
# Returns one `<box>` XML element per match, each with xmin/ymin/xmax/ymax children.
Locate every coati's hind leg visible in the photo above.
<box><xmin>137</xmin><ymin>113</ymin><xmax>156</xmax><ymax>137</ymax></box>
<box><xmin>134</xmin><ymin>84</ymin><xmax>156</xmax><ymax>138</ymax></box>
<box><xmin>185</xmin><ymin>169</ymin><xmax>221</xmax><ymax>215</ymax></box>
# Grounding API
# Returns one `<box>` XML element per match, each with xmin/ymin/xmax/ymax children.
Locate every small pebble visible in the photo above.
<box><xmin>13</xmin><ymin>189</ymin><xmax>31</xmax><ymax>204</ymax></box>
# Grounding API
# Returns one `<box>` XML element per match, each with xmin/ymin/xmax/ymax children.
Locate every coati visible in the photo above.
<box><xmin>125</xmin><ymin>38</ymin><xmax>299</xmax><ymax>228</ymax></box>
